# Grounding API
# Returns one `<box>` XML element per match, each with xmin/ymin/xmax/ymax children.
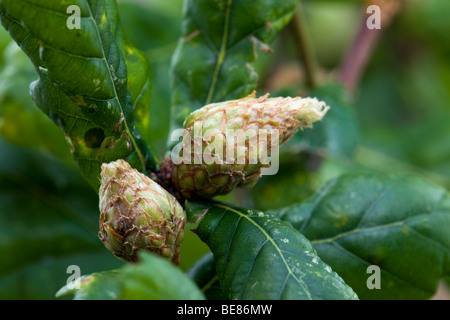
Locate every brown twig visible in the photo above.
<box><xmin>150</xmin><ymin>156</ymin><xmax>182</xmax><ymax>202</ymax></box>
<box><xmin>338</xmin><ymin>0</ymin><xmax>402</xmax><ymax>92</ymax></box>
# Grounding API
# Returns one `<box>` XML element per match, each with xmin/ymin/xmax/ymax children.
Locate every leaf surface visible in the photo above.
<box><xmin>57</xmin><ymin>252</ymin><xmax>205</xmax><ymax>300</ymax></box>
<box><xmin>271</xmin><ymin>174</ymin><xmax>450</xmax><ymax>299</ymax></box>
<box><xmin>170</xmin><ymin>0</ymin><xmax>297</xmax><ymax>129</ymax></box>
<box><xmin>285</xmin><ymin>83</ymin><xmax>359</xmax><ymax>160</ymax></box>
<box><xmin>0</xmin><ymin>0</ymin><xmax>156</xmax><ymax>189</ymax></box>
<box><xmin>186</xmin><ymin>201</ymin><xmax>358</xmax><ymax>300</ymax></box>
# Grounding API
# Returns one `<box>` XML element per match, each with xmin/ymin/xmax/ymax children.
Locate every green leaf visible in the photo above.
<box><xmin>285</xmin><ymin>83</ymin><xmax>359</xmax><ymax>159</ymax></box>
<box><xmin>271</xmin><ymin>174</ymin><xmax>450</xmax><ymax>299</ymax></box>
<box><xmin>0</xmin><ymin>26</ymin><xmax>11</xmax><ymax>64</ymax></box>
<box><xmin>170</xmin><ymin>0</ymin><xmax>298</xmax><ymax>129</ymax></box>
<box><xmin>118</xmin><ymin>0</ymin><xmax>183</xmax><ymax>159</ymax></box>
<box><xmin>120</xmin><ymin>252</ymin><xmax>205</xmax><ymax>300</ymax></box>
<box><xmin>249</xmin><ymin>153</ymin><xmax>323</xmax><ymax>211</ymax></box>
<box><xmin>0</xmin><ymin>0</ymin><xmax>156</xmax><ymax>190</ymax></box>
<box><xmin>0</xmin><ymin>42</ymin><xmax>73</xmax><ymax>164</ymax></box>
<box><xmin>187</xmin><ymin>252</ymin><xmax>224</xmax><ymax>300</ymax></box>
<box><xmin>186</xmin><ymin>201</ymin><xmax>358</xmax><ymax>300</ymax></box>
<box><xmin>401</xmin><ymin>114</ymin><xmax>450</xmax><ymax>175</ymax></box>
<box><xmin>0</xmin><ymin>138</ymin><xmax>123</xmax><ymax>299</ymax></box>
<box><xmin>57</xmin><ymin>252</ymin><xmax>205</xmax><ymax>300</ymax></box>
<box><xmin>122</xmin><ymin>43</ymin><xmax>152</xmax><ymax>151</ymax></box>
<box><xmin>56</xmin><ymin>270</ymin><xmax>121</xmax><ymax>300</ymax></box>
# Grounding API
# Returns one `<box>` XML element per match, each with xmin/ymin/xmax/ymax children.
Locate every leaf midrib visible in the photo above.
<box><xmin>86</xmin><ymin>2</ymin><xmax>146</xmax><ymax>169</ymax></box>
<box><xmin>205</xmin><ymin>0</ymin><xmax>232</xmax><ymax>105</ymax></box>
<box><xmin>310</xmin><ymin>212</ymin><xmax>450</xmax><ymax>253</ymax></box>
<box><xmin>214</xmin><ymin>203</ymin><xmax>312</xmax><ymax>300</ymax></box>
<box><xmin>3</xmin><ymin>1</ymin><xmax>149</xmax><ymax>169</ymax></box>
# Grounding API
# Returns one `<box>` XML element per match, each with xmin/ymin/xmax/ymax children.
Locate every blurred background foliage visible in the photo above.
<box><xmin>0</xmin><ymin>0</ymin><xmax>449</xmax><ymax>299</ymax></box>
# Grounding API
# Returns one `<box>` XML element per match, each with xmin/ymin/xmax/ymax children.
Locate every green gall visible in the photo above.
<box><xmin>99</xmin><ymin>159</ymin><xmax>185</xmax><ymax>264</ymax></box>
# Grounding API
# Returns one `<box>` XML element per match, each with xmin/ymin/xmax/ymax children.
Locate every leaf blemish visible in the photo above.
<box><xmin>84</xmin><ymin>128</ymin><xmax>105</xmax><ymax>149</ymax></box>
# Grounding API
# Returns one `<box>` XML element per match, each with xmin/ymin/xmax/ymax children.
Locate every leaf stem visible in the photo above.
<box><xmin>206</xmin><ymin>0</ymin><xmax>233</xmax><ymax>105</ymax></box>
<box><xmin>201</xmin><ymin>275</ymin><xmax>219</xmax><ymax>293</ymax></box>
<box><xmin>289</xmin><ymin>1</ymin><xmax>318</xmax><ymax>90</ymax></box>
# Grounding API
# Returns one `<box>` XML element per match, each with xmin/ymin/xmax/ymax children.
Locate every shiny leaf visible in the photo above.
<box><xmin>170</xmin><ymin>0</ymin><xmax>297</xmax><ymax>129</ymax></box>
<box><xmin>0</xmin><ymin>0</ymin><xmax>156</xmax><ymax>190</ymax></box>
<box><xmin>186</xmin><ymin>201</ymin><xmax>358</xmax><ymax>300</ymax></box>
<box><xmin>271</xmin><ymin>174</ymin><xmax>450</xmax><ymax>299</ymax></box>
<box><xmin>57</xmin><ymin>252</ymin><xmax>205</xmax><ymax>300</ymax></box>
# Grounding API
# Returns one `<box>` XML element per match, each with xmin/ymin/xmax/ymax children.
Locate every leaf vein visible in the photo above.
<box><xmin>205</xmin><ymin>0</ymin><xmax>232</xmax><ymax>105</ymax></box>
<box><xmin>214</xmin><ymin>204</ymin><xmax>311</xmax><ymax>299</ymax></box>
<box><xmin>330</xmin><ymin>242</ymin><xmax>434</xmax><ymax>295</ymax></box>
<box><xmin>85</xmin><ymin>2</ymin><xmax>146</xmax><ymax>169</ymax></box>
